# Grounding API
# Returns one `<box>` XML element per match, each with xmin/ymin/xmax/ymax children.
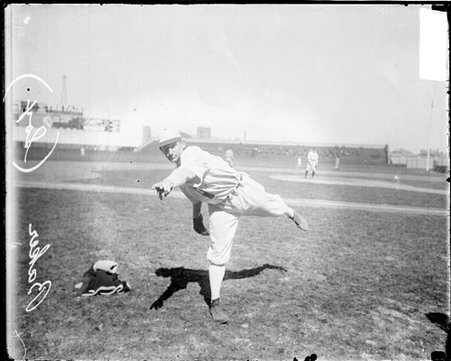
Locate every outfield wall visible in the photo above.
<box><xmin>13</xmin><ymin>138</ymin><xmax>389</xmax><ymax>168</ymax></box>
<box><xmin>183</xmin><ymin>139</ymin><xmax>388</xmax><ymax>166</ymax></box>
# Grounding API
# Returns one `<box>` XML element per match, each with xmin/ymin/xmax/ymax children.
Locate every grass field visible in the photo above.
<box><xmin>69</xmin><ymin>167</ymin><xmax>447</xmax><ymax>209</ymax></box>
<box><xmin>8</xmin><ymin>159</ymin><xmax>450</xmax><ymax>361</ymax></box>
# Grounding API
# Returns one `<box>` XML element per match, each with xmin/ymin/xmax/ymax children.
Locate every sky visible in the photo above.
<box><xmin>6</xmin><ymin>4</ymin><xmax>449</xmax><ymax>153</ymax></box>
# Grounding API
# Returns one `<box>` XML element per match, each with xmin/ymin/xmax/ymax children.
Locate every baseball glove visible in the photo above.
<box><xmin>193</xmin><ymin>214</ymin><xmax>209</xmax><ymax>236</ymax></box>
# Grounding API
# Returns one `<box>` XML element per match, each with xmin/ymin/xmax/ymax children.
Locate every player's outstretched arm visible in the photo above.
<box><xmin>151</xmin><ymin>179</ymin><xmax>174</xmax><ymax>200</ymax></box>
<box><xmin>152</xmin><ymin>167</ymin><xmax>197</xmax><ymax>200</ymax></box>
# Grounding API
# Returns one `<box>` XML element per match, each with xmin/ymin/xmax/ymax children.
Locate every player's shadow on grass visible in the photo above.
<box><xmin>426</xmin><ymin>312</ymin><xmax>450</xmax><ymax>360</ymax></box>
<box><xmin>150</xmin><ymin>263</ymin><xmax>287</xmax><ymax>310</ymax></box>
<box><xmin>426</xmin><ymin>312</ymin><xmax>450</xmax><ymax>333</ymax></box>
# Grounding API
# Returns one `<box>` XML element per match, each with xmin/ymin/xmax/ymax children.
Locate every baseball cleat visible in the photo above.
<box><xmin>290</xmin><ymin>211</ymin><xmax>309</xmax><ymax>232</ymax></box>
<box><xmin>209</xmin><ymin>298</ymin><xmax>229</xmax><ymax>324</ymax></box>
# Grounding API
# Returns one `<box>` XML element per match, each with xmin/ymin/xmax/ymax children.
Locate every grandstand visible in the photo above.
<box><xmin>181</xmin><ymin>138</ymin><xmax>389</xmax><ymax>167</ymax></box>
<box><xmin>14</xmin><ymin>125</ymin><xmax>389</xmax><ymax>168</ymax></box>
<box><xmin>14</xmin><ymin>96</ymin><xmax>446</xmax><ymax>171</ymax></box>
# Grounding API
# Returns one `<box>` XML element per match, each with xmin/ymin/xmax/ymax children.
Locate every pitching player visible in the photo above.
<box><xmin>305</xmin><ymin>148</ymin><xmax>319</xmax><ymax>178</ymax></box>
<box><xmin>152</xmin><ymin>130</ymin><xmax>309</xmax><ymax>324</ymax></box>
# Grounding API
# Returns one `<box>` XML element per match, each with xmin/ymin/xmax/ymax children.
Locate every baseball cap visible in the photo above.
<box><xmin>159</xmin><ymin>129</ymin><xmax>182</xmax><ymax>146</ymax></box>
<box><xmin>93</xmin><ymin>260</ymin><xmax>118</xmax><ymax>274</ymax></box>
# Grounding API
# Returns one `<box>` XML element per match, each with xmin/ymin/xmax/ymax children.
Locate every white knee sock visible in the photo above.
<box><xmin>209</xmin><ymin>264</ymin><xmax>226</xmax><ymax>301</ymax></box>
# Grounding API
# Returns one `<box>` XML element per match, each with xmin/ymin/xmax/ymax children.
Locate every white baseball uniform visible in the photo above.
<box><xmin>306</xmin><ymin>150</ymin><xmax>319</xmax><ymax>172</ymax></box>
<box><xmin>178</xmin><ymin>146</ymin><xmax>292</xmax><ymax>265</ymax></box>
<box><xmin>296</xmin><ymin>156</ymin><xmax>302</xmax><ymax>169</ymax></box>
<box><xmin>224</xmin><ymin>149</ymin><xmax>234</xmax><ymax>167</ymax></box>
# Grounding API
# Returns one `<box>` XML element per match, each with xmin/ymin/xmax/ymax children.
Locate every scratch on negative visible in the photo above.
<box><xmin>14</xmin><ymin>330</ymin><xmax>26</xmax><ymax>361</ymax></box>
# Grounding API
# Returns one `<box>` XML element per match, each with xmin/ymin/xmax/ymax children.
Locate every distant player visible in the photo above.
<box><xmin>152</xmin><ymin>129</ymin><xmax>309</xmax><ymax>324</ymax></box>
<box><xmin>305</xmin><ymin>148</ymin><xmax>319</xmax><ymax>178</ymax></box>
<box><xmin>334</xmin><ymin>151</ymin><xmax>340</xmax><ymax>170</ymax></box>
<box><xmin>224</xmin><ymin>149</ymin><xmax>234</xmax><ymax>167</ymax></box>
<box><xmin>296</xmin><ymin>153</ymin><xmax>303</xmax><ymax>173</ymax></box>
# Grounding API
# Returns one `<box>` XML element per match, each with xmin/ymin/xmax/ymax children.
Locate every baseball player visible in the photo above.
<box><xmin>224</xmin><ymin>149</ymin><xmax>234</xmax><ymax>167</ymax></box>
<box><xmin>296</xmin><ymin>153</ymin><xmax>303</xmax><ymax>173</ymax></box>
<box><xmin>305</xmin><ymin>148</ymin><xmax>319</xmax><ymax>178</ymax></box>
<box><xmin>334</xmin><ymin>151</ymin><xmax>340</xmax><ymax>170</ymax></box>
<box><xmin>152</xmin><ymin>129</ymin><xmax>309</xmax><ymax>324</ymax></box>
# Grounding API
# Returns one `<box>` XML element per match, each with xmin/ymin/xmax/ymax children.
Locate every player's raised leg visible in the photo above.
<box><xmin>289</xmin><ymin>210</ymin><xmax>309</xmax><ymax>231</ymax></box>
<box><xmin>226</xmin><ymin>174</ymin><xmax>309</xmax><ymax>232</ymax></box>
